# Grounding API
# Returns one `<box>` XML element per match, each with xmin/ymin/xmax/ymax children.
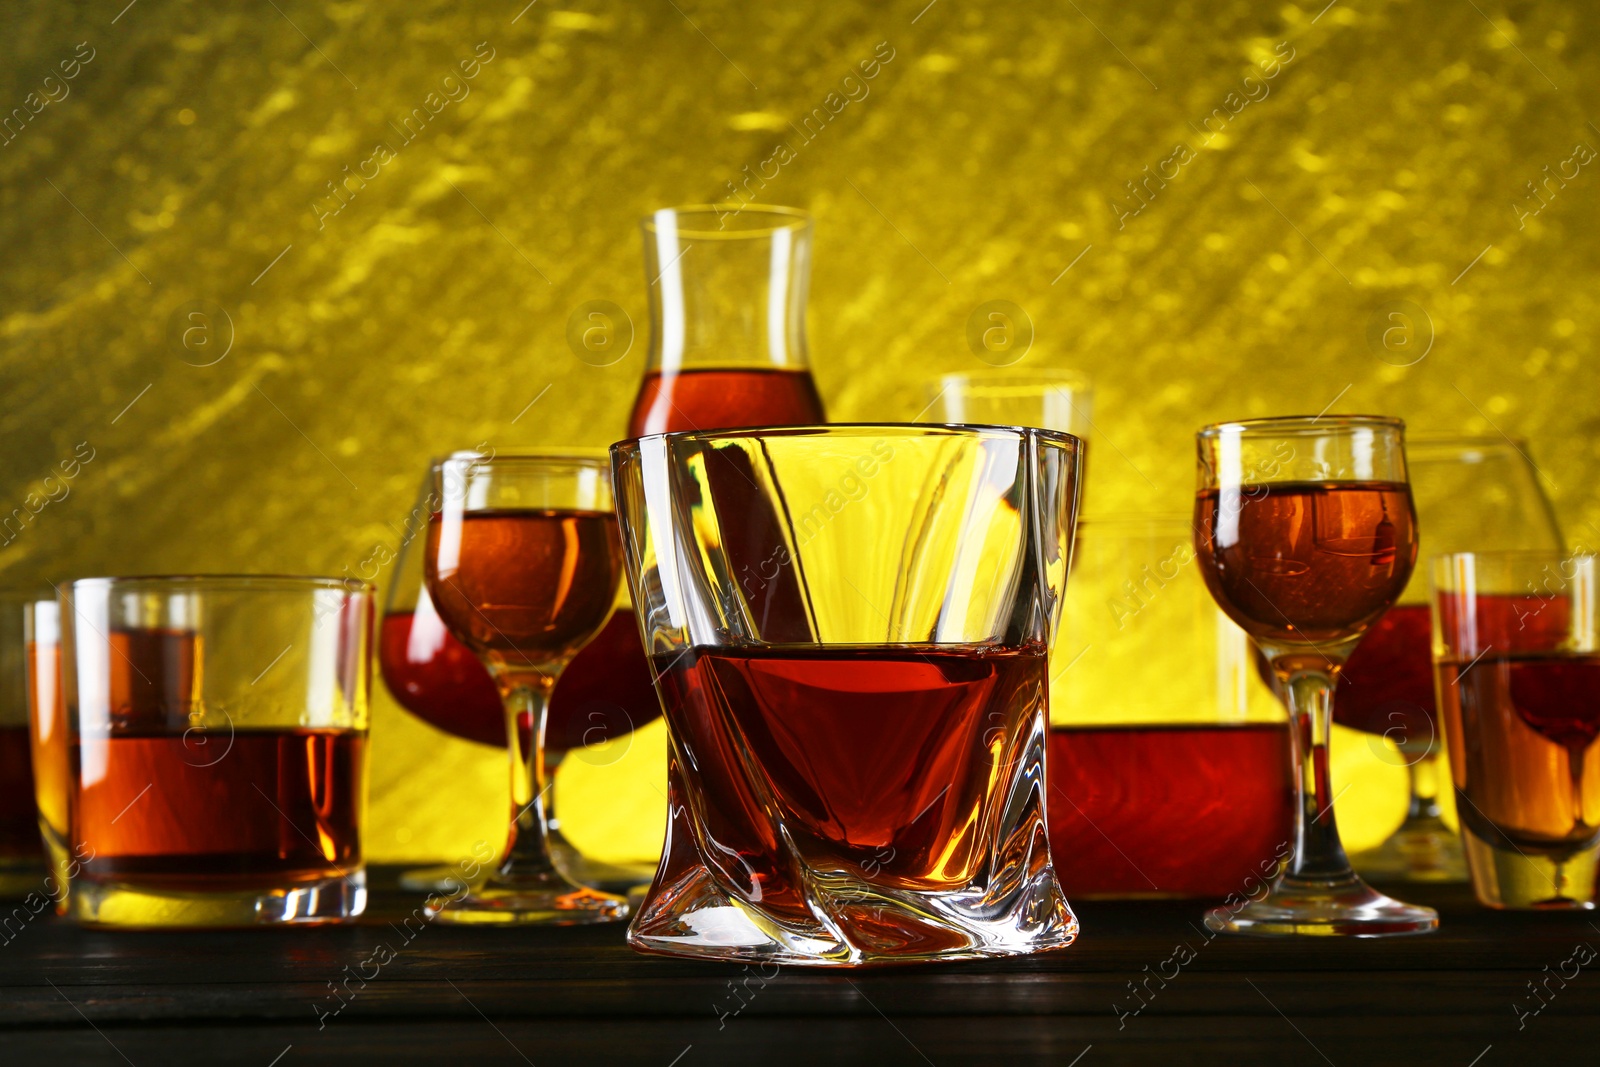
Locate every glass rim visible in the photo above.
<box><xmin>1406</xmin><ymin>431</ymin><xmax>1529</xmax><ymax>451</ymax></box>
<box><xmin>66</xmin><ymin>575</ymin><xmax>375</xmax><ymax>594</ymax></box>
<box><xmin>1196</xmin><ymin>414</ymin><xmax>1405</xmax><ymax>438</ymax></box>
<box><xmin>438</xmin><ymin>447</ymin><xmax>612</xmax><ymax>468</ymax></box>
<box><xmin>1432</xmin><ymin>549</ymin><xmax>1593</xmax><ymax>565</ymax></box>
<box><xmin>934</xmin><ymin>369</ymin><xmax>1093</xmax><ymax>392</ymax></box>
<box><xmin>614</xmin><ymin>422</ymin><xmax>1084</xmax><ymax>451</ymax></box>
<box><xmin>641</xmin><ymin>203</ymin><xmax>813</xmax><ymax>240</ymax></box>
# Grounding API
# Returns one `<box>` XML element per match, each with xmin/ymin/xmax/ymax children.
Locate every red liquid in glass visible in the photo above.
<box><xmin>544</xmin><ymin>610</ymin><xmax>662</xmax><ymax>752</ymax></box>
<box><xmin>653</xmin><ymin>644</ymin><xmax>1044</xmax><ymax>922</ymax></box>
<box><xmin>627</xmin><ymin>367</ymin><xmax>825</xmax><ymax>438</ymax></box>
<box><xmin>1047</xmin><ymin>723</ymin><xmax>1293</xmax><ymax>896</ymax></box>
<box><xmin>73</xmin><ymin>729</ymin><xmax>365</xmax><ymax>890</ymax></box>
<box><xmin>379</xmin><ymin>606</ymin><xmax>504</xmax><ymax>748</ymax></box>
<box><xmin>1332</xmin><ymin>603</ymin><xmax>1434</xmax><ymax>740</ymax></box>
<box><xmin>0</xmin><ymin>726</ymin><xmax>41</xmax><ymax>862</ymax></box>
<box><xmin>1195</xmin><ymin>481</ymin><xmax>1417</xmax><ymax>648</ymax></box>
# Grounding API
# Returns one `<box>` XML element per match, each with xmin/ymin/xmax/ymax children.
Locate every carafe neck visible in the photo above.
<box><xmin>642</xmin><ymin>206</ymin><xmax>812</xmax><ymax>373</ymax></box>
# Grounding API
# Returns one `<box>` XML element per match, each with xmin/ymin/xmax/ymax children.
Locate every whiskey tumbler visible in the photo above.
<box><xmin>60</xmin><ymin>576</ymin><xmax>372</xmax><ymax>927</ymax></box>
<box><xmin>612</xmin><ymin>425</ymin><xmax>1083</xmax><ymax>966</ymax></box>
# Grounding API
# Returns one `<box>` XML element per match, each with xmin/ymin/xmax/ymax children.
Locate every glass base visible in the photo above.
<box><xmin>399</xmin><ymin>842</ymin><xmax>656</xmax><ymax>896</ymax></box>
<box><xmin>1207</xmin><ymin>872</ymin><xmax>1438</xmax><ymax>937</ymax></box>
<box><xmin>629</xmin><ymin>860</ymin><xmax>1078</xmax><ymax>967</ymax></box>
<box><xmin>1461</xmin><ymin>826</ymin><xmax>1599</xmax><ymax>910</ymax></box>
<box><xmin>431</xmin><ymin>870</ymin><xmax>630</xmax><ymax>925</ymax></box>
<box><xmin>68</xmin><ymin>871</ymin><xmax>366</xmax><ymax>928</ymax></box>
<box><xmin>1350</xmin><ymin>815</ymin><xmax>1468</xmax><ymax>884</ymax></box>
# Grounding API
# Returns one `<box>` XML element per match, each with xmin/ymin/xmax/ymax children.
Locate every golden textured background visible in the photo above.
<box><xmin>1</xmin><ymin>0</ymin><xmax>1593</xmax><ymax>862</ymax></box>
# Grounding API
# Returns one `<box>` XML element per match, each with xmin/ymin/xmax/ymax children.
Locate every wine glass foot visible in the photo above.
<box><xmin>1208</xmin><ymin>874</ymin><xmax>1438</xmax><ymax>937</ymax></box>
<box><xmin>431</xmin><ymin>871</ymin><xmax>630</xmax><ymax>925</ymax></box>
<box><xmin>1349</xmin><ymin>816</ymin><xmax>1468</xmax><ymax>884</ymax></box>
<box><xmin>546</xmin><ymin>831</ymin><xmax>657</xmax><ymax>894</ymax></box>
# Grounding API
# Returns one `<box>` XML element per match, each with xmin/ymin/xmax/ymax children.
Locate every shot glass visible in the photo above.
<box><xmin>612</xmin><ymin>424</ymin><xmax>1083</xmax><ymax>966</ymax></box>
<box><xmin>60</xmin><ymin>576</ymin><xmax>373</xmax><ymax>926</ymax></box>
<box><xmin>1433</xmin><ymin>552</ymin><xmax>1600</xmax><ymax>909</ymax></box>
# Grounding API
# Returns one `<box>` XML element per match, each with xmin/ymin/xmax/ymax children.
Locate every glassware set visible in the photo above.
<box><xmin>2</xmin><ymin>203</ymin><xmax>1592</xmax><ymax>965</ymax></box>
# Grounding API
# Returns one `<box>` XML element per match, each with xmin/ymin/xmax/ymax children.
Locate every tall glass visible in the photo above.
<box><xmin>422</xmin><ymin>451</ymin><xmax>630</xmax><ymax>924</ymax></box>
<box><xmin>1339</xmin><ymin>435</ymin><xmax>1563</xmax><ymax>882</ymax></box>
<box><xmin>1433</xmin><ymin>552</ymin><xmax>1600</xmax><ymax>909</ymax></box>
<box><xmin>613</xmin><ymin>425</ymin><xmax>1083</xmax><ymax>966</ymax></box>
<box><xmin>1193</xmin><ymin>416</ymin><xmax>1437</xmax><ymax>936</ymax></box>
<box><xmin>0</xmin><ymin>592</ymin><xmax>49</xmax><ymax>898</ymax></box>
<box><xmin>923</xmin><ymin>370</ymin><xmax>1094</xmax><ymax>441</ymax></box>
<box><xmin>629</xmin><ymin>205</ymin><xmax>824</xmax><ymax>437</ymax></box>
<box><xmin>60</xmin><ymin>576</ymin><xmax>372</xmax><ymax>927</ymax></box>
<box><xmin>1051</xmin><ymin>518</ymin><xmax>1292</xmax><ymax>898</ymax></box>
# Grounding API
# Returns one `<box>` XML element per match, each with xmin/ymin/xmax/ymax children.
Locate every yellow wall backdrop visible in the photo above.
<box><xmin>1</xmin><ymin>0</ymin><xmax>1595</xmax><ymax>863</ymax></box>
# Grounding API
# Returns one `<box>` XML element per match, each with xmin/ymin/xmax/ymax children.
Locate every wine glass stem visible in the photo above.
<box><xmin>1404</xmin><ymin>748</ymin><xmax>1444</xmax><ymax>823</ymax></box>
<box><xmin>499</xmin><ymin>679</ymin><xmax>560</xmax><ymax>879</ymax></box>
<box><xmin>1284</xmin><ymin>669</ymin><xmax>1355</xmax><ymax>881</ymax></box>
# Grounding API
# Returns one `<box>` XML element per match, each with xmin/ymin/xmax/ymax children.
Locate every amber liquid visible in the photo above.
<box><xmin>73</xmin><ymin>729</ymin><xmax>365</xmax><ymax>890</ymax></box>
<box><xmin>0</xmin><ymin>726</ymin><xmax>41</xmax><ymax>862</ymax></box>
<box><xmin>107</xmin><ymin>627</ymin><xmax>200</xmax><ymax>727</ymax></box>
<box><xmin>1438</xmin><ymin>653</ymin><xmax>1600</xmax><ymax>851</ymax></box>
<box><xmin>1195</xmin><ymin>481</ymin><xmax>1417</xmax><ymax>650</ymax></box>
<box><xmin>627</xmin><ymin>367</ymin><xmax>825</xmax><ymax>438</ymax></box>
<box><xmin>425</xmin><ymin>509</ymin><xmax>622</xmax><ymax>678</ymax></box>
<box><xmin>653</xmin><ymin>643</ymin><xmax>1044</xmax><ymax>921</ymax></box>
<box><xmin>1048</xmin><ymin>723</ymin><xmax>1293</xmax><ymax>896</ymax></box>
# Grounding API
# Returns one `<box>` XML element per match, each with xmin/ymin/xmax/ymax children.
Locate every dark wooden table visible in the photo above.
<box><xmin>1</xmin><ymin>870</ymin><xmax>1595</xmax><ymax>1065</ymax></box>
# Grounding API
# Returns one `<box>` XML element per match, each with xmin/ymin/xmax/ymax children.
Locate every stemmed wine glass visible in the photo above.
<box><xmin>380</xmin><ymin>457</ymin><xmax>660</xmax><ymax>894</ymax></box>
<box><xmin>1338</xmin><ymin>435</ymin><xmax>1564</xmax><ymax>883</ymax></box>
<box><xmin>1193</xmin><ymin>415</ymin><xmax>1437</xmax><ymax>936</ymax></box>
<box><xmin>422</xmin><ymin>450</ymin><xmax>630</xmax><ymax>924</ymax></box>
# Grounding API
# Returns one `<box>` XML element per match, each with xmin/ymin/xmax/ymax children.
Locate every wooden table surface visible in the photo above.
<box><xmin>1</xmin><ymin>870</ymin><xmax>1595</xmax><ymax>1065</ymax></box>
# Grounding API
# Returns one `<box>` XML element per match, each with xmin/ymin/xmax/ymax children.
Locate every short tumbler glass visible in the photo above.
<box><xmin>612</xmin><ymin>424</ymin><xmax>1083</xmax><ymax>966</ymax></box>
<box><xmin>60</xmin><ymin>576</ymin><xmax>373</xmax><ymax>927</ymax></box>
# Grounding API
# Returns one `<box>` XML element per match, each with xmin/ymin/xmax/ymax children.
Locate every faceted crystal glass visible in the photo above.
<box><xmin>612</xmin><ymin>424</ymin><xmax>1083</xmax><ymax>966</ymax></box>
